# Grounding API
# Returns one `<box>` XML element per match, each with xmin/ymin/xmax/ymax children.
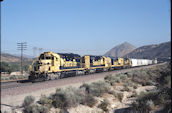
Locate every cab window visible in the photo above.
<box><xmin>39</xmin><ymin>54</ymin><xmax>44</xmax><ymax>59</ymax></box>
<box><xmin>45</xmin><ymin>56</ymin><xmax>51</xmax><ymax>59</ymax></box>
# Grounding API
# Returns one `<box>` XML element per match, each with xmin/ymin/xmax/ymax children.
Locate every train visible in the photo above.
<box><xmin>28</xmin><ymin>51</ymin><xmax>157</xmax><ymax>81</ymax></box>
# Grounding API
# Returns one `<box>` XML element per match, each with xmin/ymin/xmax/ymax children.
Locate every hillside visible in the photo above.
<box><xmin>104</xmin><ymin>42</ymin><xmax>136</xmax><ymax>57</ymax></box>
<box><xmin>1</xmin><ymin>53</ymin><xmax>33</xmax><ymax>62</ymax></box>
<box><xmin>124</xmin><ymin>41</ymin><xmax>171</xmax><ymax>59</ymax></box>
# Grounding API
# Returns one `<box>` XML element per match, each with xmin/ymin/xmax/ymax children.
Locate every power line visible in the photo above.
<box><xmin>17</xmin><ymin>42</ymin><xmax>27</xmax><ymax>75</ymax></box>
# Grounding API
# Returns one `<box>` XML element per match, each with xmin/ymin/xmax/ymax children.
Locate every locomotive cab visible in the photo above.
<box><xmin>29</xmin><ymin>52</ymin><xmax>58</xmax><ymax>81</ymax></box>
<box><xmin>38</xmin><ymin>53</ymin><xmax>54</xmax><ymax>73</ymax></box>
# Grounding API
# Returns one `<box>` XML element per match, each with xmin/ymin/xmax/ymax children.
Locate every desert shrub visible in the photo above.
<box><xmin>2</xmin><ymin>75</ymin><xmax>28</xmax><ymax>81</ymax></box>
<box><xmin>82</xmin><ymin>94</ymin><xmax>97</xmax><ymax>107</ymax></box>
<box><xmin>0</xmin><ymin>62</ymin><xmax>11</xmax><ymax>73</ymax></box>
<box><xmin>126</xmin><ymin>71</ymin><xmax>133</xmax><ymax>78</ymax></box>
<box><xmin>51</xmin><ymin>91</ymin><xmax>67</xmax><ymax>108</ymax></box>
<box><xmin>23</xmin><ymin>104</ymin><xmax>38</xmax><ymax>113</ymax></box>
<box><xmin>131</xmin><ymin>69</ymin><xmax>154</xmax><ymax>86</ymax></box>
<box><xmin>113</xmin><ymin>92</ymin><xmax>123</xmax><ymax>102</ymax></box>
<box><xmin>65</xmin><ymin>87</ymin><xmax>85</xmax><ymax>106</ymax></box>
<box><xmin>164</xmin><ymin>75</ymin><xmax>171</xmax><ymax>86</ymax></box>
<box><xmin>51</xmin><ymin>87</ymin><xmax>85</xmax><ymax>109</ymax></box>
<box><xmin>131</xmin><ymin>87</ymin><xmax>171</xmax><ymax>112</ymax></box>
<box><xmin>104</xmin><ymin>75</ymin><xmax>120</xmax><ymax>85</ymax></box>
<box><xmin>121</xmin><ymin>85</ymin><xmax>130</xmax><ymax>92</ymax></box>
<box><xmin>23</xmin><ymin>95</ymin><xmax>35</xmax><ymax>107</ymax></box>
<box><xmin>23</xmin><ymin>104</ymin><xmax>49</xmax><ymax>113</ymax></box>
<box><xmin>133</xmin><ymin>84</ymin><xmax>138</xmax><ymax>89</ymax></box>
<box><xmin>146</xmin><ymin>100</ymin><xmax>154</xmax><ymax>110</ymax></box>
<box><xmin>5</xmin><ymin>77</ymin><xmax>10</xmax><ymax>80</ymax></box>
<box><xmin>98</xmin><ymin>99</ymin><xmax>110</xmax><ymax>112</ymax></box>
<box><xmin>39</xmin><ymin>95</ymin><xmax>52</xmax><ymax>108</ymax></box>
<box><xmin>104</xmin><ymin>74</ymin><xmax>112</xmax><ymax>81</ymax></box>
<box><xmin>160</xmin><ymin>101</ymin><xmax>171</xmax><ymax>113</ymax></box>
<box><xmin>115</xmin><ymin>77</ymin><xmax>121</xmax><ymax>83</ymax></box>
<box><xmin>17</xmin><ymin>75</ymin><xmax>28</xmax><ymax>79</ymax></box>
<box><xmin>130</xmin><ymin>63</ymin><xmax>171</xmax><ymax>113</ymax></box>
<box><xmin>131</xmin><ymin>90</ymin><xmax>138</xmax><ymax>97</ymax></box>
<box><xmin>80</xmin><ymin>81</ymin><xmax>110</xmax><ymax>97</ymax></box>
<box><xmin>132</xmin><ymin>99</ymin><xmax>154</xmax><ymax>113</ymax></box>
<box><xmin>118</xmin><ymin>93</ymin><xmax>123</xmax><ymax>102</ymax></box>
<box><xmin>146</xmin><ymin>80</ymin><xmax>155</xmax><ymax>85</ymax></box>
<box><xmin>119</xmin><ymin>74</ymin><xmax>128</xmax><ymax>81</ymax></box>
<box><xmin>59</xmin><ymin>109</ymin><xmax>69</xmax><ymax>113</ymax></box>
<box><xmin>9</xmin><ymin>75</ymin><xmax>18</xmax><ymax>80</ymax></box>
<box><xmin>124</xmin><ymin>80</ymin><xmax>134</xmax><ymax>87</ymax></box>
<box><xmin>108</xmin><ymin>90</ymin><xmax>115</xmax><ymax>95</ymax></box>
<box><xmin>38</xmin><ymin>105</ymin><xmax>49</xmax><ymax>113</ymax></box>
<box><xmin>1</xmin><ymin>76</ymin><xmax>9</xmax><ymax>80</ymax></box>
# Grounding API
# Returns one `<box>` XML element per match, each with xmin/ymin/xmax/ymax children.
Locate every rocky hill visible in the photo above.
<box><xmin>1</xmin><ymin>53</ymin><xmax>33</xmax><ymax>62</ymax></box>
<box><xmin>104</xmin><ymin>42</ymin><xmax>136</xmax><ymax>57</ymax></box>
<box><xmin>124</xmin><ymin>41</ymin><xmax>171</xmax><ymax>59</ymax></box>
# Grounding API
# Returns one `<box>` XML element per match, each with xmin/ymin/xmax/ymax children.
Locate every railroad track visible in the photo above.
<box><xmin>1</xmin><ymin>63</ymin><xmax>166</xmax><ymax>90</ymax></box>
<box><xmin>1</xmin><ymin>78</ymin><xmax>28</xmax><ymax>83</ymax></box>
<box><xmin>1</xmin><ymin>80</ymin><xmax>32</xmax><ymax>90</ymax></box>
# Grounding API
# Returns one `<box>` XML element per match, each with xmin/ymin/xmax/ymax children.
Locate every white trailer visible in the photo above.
<box><xmin>130</xmin><ymin>58</ymin><xmax>153</xmax><ymax>67</ymax></box>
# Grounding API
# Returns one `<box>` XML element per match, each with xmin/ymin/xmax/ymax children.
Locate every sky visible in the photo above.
<box><xmin>1</xmin><ymin>0</ymin><xmax>171</xmax><ymax>57</ymax></box>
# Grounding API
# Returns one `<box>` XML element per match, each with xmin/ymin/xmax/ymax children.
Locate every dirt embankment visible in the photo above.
<box><xmin>1</xmin><ymin>63</ymin><xmax>167</xmax><ymax>113</ymax></box>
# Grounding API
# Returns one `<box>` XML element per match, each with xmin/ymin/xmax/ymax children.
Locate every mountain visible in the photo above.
<box><xmin>104</xmin><ymin>42</ymin><xmax>136</xmax><ymax>57</ymax></box>
<box><xmin>124</xmin><ymin>41</ymin><xmax>171</xmax><ymax>59</ymax></box>
<box><xmin>1</xmin><ymin>53</ymin><xmax>34</xmax><ymax>62</ymax></box>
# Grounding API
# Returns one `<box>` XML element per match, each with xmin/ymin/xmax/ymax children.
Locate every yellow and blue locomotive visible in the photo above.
<box><xmin>28</xmin><ymin>51</ymin><xmax>148</xmax><ymax>81</ymax></box>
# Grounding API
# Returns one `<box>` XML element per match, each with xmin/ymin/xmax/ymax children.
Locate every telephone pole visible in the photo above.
<box><xmin>33</xmin><ymin>47</ymin><xmax>37</xmax><ymax>57</ymax></box>
<box><xmin>39</xmin><ymin>48</ymin><xmax>43</xmax><ymax>55</ymax></box>
<box><xmin>17</xmin><ymin>42</ymin><xmax>27</xmax><ymax>75</ymax></box>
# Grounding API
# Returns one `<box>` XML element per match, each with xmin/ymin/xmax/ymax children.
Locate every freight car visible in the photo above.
<box><xmin>129</xmin><ymin>59</ymin><xmax>153</xmax><ymax>67</ymax></box>
<box><xmin>28</xmin><ymin>51</ymin><xmax>154</xmax><ymax>81</ymax></box>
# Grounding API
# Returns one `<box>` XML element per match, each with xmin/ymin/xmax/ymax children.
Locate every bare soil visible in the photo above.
<box><xmin>1</xmin><ymin>63</ymin><xmax>164</xmax><ymax>113</ymax></box>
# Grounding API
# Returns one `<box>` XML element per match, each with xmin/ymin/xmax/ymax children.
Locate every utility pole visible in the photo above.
<box><xmin>39</xmin><ymin>48</ymin><xmax>43</xmax><ymax>55</ymax></box>
<box><xmin>17</xmin><ymin>42</ymin><xmax>27</xmax><ymax>75</ymax></box>
<box><xmin>33</xmin><ymin>47</ymin><xmax>37</xmax><ymax>57</ymax></box>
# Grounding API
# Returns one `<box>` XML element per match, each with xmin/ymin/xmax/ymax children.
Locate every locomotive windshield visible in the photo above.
<box><xmin>39</xmin><ymin>54</ymin><xmax>53</xmax><ymax>60</ymax></box>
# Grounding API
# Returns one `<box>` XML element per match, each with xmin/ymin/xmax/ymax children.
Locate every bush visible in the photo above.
<box><xmin>98</xmin><ymin>99</ymin><xmax>110</xmax><ymax>112</ymax></box>
<box><xmin>146</xmin><ymin>100</ymin><xmax>154</xmax><ymax>110</ymax></box>
<box><xmin>82</xmin><ymin>94</ymin><xmax>97</xmax><ymax>107</ymax></box>
<box><xmin>0</xmin><ymin>62</ymin><xmax>11</xmax><ymax>73</ymax></box>
<box><xmin>39</xmin><ymin>95</ymin><xmax>52</xmax><ymax>108</ymax></box>
<box><xmin>131</xmin><ymin>99</ymin><xmax>154</xmax><ymax>113</ymax></box>
<box><xmin>23</xmin><ymin>95</ymin><xmax>35</xmax><ymax>107</ymax></box>
<box><xmin>104</xmin><ymin>75</ymin><xmax>120</xmax><ymax>85</ymax></box>
<box><xmin>113</xmin><ymin>92</ymin><xmax>123</xmax><ymax>102</ymax></box>
<box><xmin>117</xmin><ymin>93</ymin><xmax>124</xmax><ymax>102</ymax></box>
<box><xmin>23</xmin><ymin>104</ymin><xmax>49</xmax><ymax>113</ymax></box>
<box><xmin>51</xmin><ymin>87</ymin><xmax>85</xmax><ymax>109</ymax></box>
<box><xmin>133</xmin><ymin>84</ymin><xmax>138</xmax><ymax>89</ymax></box>
<box><xmin>131</xmin><ymin>90</ymin><xmax>138</xmax><ymax>97</ymax></box>
<box><xmin>10</xmin><ymin>75</ymin><xmax>18</xmax><ymax>80</ymax></box>
<box><xmin>131</xmin><ymin>87</ymin><xmax>171</xmax><ymax>112</ymax></box>
<box><xmin>121</xmin><ymin>85</ymin><xmax>130</xmax><ymax>92</ymax></box>
<box><xmin>119</xmin><ymin>74</ymin><xmax>128</xmax><ymax>81</ymax></box>
<box><xmin>59</xmin><ymin>109</ymin><xmax>69</xmax><ymax>113</ymax></box>
<box><xmin>146</xmin><ymin>80</ymin><xmax>155</xmax><ymax>85</ymax></box>
<box><xmin>81</xmin><ymin>81</ymin><xmax>110</xmax><ymax>97</ymax></box>
<box><xmin>126</xmin><ymin>72</ymin><xmax>133</xmax><ymax>78</ymax></box>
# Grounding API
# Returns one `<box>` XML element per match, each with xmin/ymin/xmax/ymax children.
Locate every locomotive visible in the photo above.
<box><xmin>28</xmin><ymin>51</ymin><xmax>156</xmax><ymax>81</ymax></box>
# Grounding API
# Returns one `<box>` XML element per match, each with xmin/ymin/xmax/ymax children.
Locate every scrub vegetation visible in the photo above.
<box><xmin>21</xmin><ymin>63</ymin><xmax>171</xmax><ymax>113</ymax></box>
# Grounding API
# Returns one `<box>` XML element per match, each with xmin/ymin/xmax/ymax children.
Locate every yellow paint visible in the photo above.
<box><xmin>29</xmin><ymin>51</ymin><xmax>133</xmax><ymax>78</ymax></box>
